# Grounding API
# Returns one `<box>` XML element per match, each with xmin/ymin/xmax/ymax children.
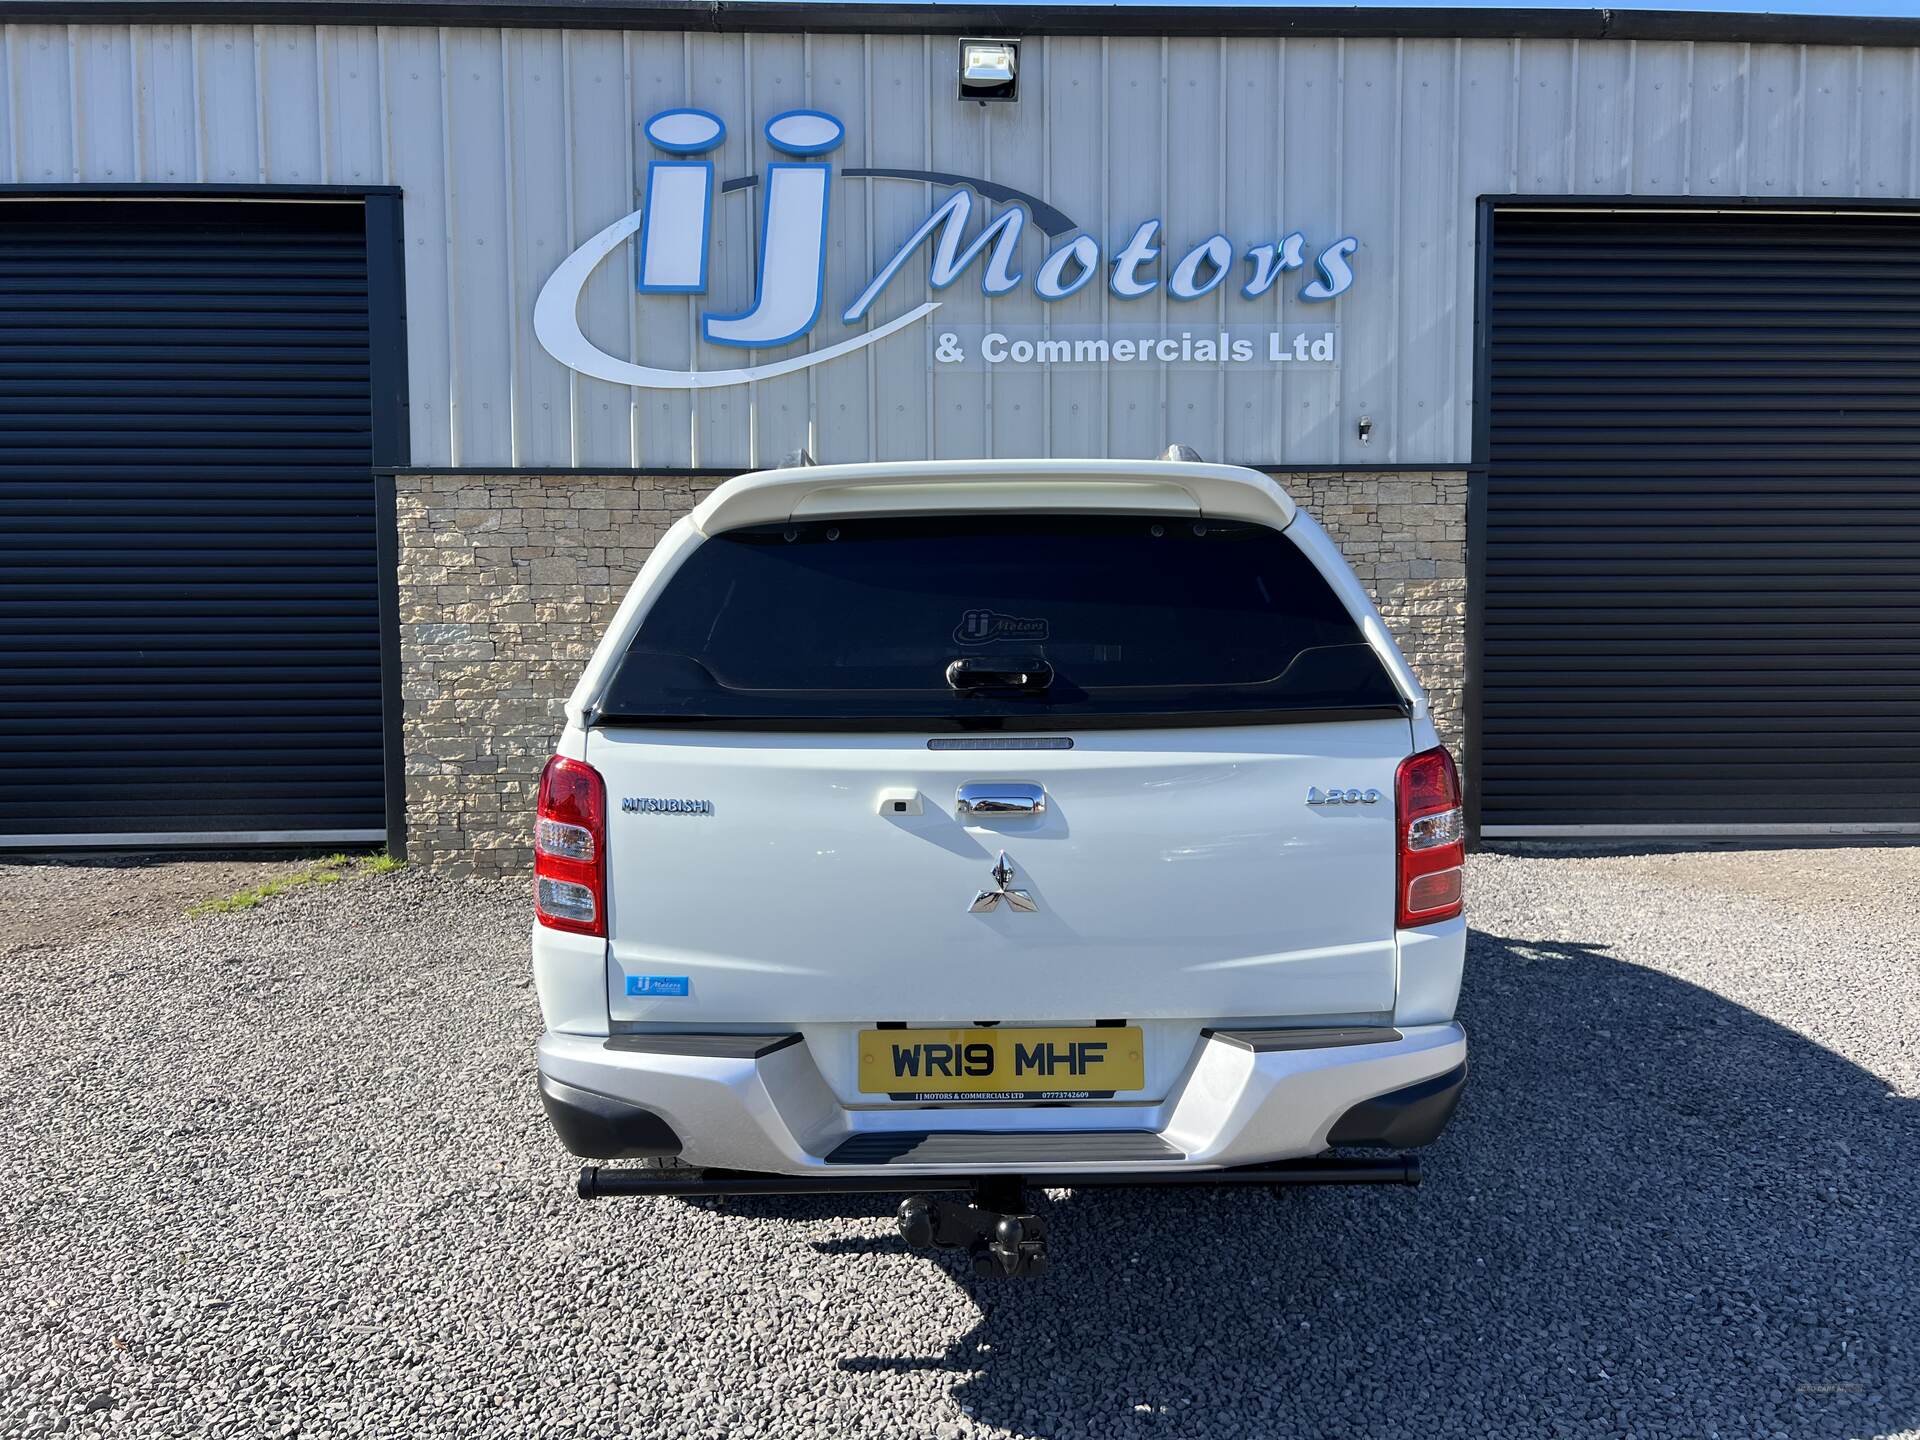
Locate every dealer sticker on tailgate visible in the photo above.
<box><xmin>859</xmin><ymin>1027</ymin><xmax>1144</xmax><ymax>1100</ymax></box>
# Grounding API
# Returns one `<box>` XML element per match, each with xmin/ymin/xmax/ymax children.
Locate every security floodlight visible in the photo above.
<box><xmin>959</xmin><ymin>39</ymin><xmax>1019</xmax><ymax>103</ymax></box>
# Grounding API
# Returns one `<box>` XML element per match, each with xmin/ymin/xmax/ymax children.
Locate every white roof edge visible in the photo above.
<box><xmin>687</xmin><ymin>459</ymin><xmax>1297</xmax><ymax>534</ymax></box>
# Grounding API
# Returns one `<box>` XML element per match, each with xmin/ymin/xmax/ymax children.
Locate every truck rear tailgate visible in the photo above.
<box><xmin>593</xmin><ymin>720</ymin><xmax>1409</xmax><ymax>1025</ymax></box>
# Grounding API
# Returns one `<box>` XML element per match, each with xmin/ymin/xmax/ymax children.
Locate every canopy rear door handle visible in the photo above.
<box><xmin>945</xmin><ymin>656</ymin><xmax>1054</xmax><ymax>693</ymax></box>
<box><xmin>956</xmin><ymin>782</ymin><xmax>1047</xmax><ymax>818</ymax></box>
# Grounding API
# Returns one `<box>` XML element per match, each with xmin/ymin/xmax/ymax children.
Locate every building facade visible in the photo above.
<box><xmin>1</xmin><ymin>4</ymin><xmax>1915</xmax><ymax>862</ymax></box>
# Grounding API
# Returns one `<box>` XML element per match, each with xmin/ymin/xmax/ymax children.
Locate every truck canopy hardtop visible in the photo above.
<box><xmin>568</xmin><ymin>458</ymin><xmax>1426</xmax><ymax>728</ymax></box>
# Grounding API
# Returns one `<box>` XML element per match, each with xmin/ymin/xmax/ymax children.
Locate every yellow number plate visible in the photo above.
<box><xmin>858</xmin><ymin>1027</ymin><xmax>1145</xmax><ymax>1099</ymax></box>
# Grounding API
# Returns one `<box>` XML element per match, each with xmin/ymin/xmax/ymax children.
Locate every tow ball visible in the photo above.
<box><xmin>897</xmin><ymin>1179</ymin><xmax>1047</xmax><ymax>1279</ymax></box>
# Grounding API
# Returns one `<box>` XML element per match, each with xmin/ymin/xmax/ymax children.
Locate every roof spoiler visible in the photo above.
<box><xmin>686</xmin><ymin>457</ymin><xmax>1297</xmax><ymax>536</ymax></box>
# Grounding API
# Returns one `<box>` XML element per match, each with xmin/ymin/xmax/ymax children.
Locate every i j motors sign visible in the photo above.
<box><xmin>534</xmin><ymin>108</ymin><xmax>1355</xmax><ymax>391</ymax></box>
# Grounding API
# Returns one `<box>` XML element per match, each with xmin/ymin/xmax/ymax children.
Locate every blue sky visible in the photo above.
<box><xmin>754</xmin><ymin>0</ymin><xmax>1920</xmax><ymax>13</ymax></box>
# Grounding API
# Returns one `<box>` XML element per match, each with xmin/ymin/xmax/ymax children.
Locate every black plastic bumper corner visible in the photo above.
<box><xmin>539</xmin><ymin>1073</ymin><xmax>683</xmax><ymax>1161</ymax></box>
<box><xmin>1326</xmin><ymin>1061</ymin><xmax>1469</xmax><ymax>1149</ymax></box>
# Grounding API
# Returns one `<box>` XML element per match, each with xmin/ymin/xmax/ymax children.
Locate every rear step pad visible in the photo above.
<box><xmin>826</xmin><ymin>1131</ymin><xmax>1183</xmax><ymax>1166</ymax></box>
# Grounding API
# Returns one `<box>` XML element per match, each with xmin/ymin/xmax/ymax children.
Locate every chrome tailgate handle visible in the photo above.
<box><xmin>956</xmin><ymin>781</ymin><xmax>1046</xmax><ymax>817</ymax></box>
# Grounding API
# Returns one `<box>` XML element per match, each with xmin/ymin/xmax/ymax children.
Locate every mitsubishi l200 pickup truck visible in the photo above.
<box><xmin>531</xmin><ymin>454</ymin><xmax>1467</xmax><ymax>1277</ymax></box>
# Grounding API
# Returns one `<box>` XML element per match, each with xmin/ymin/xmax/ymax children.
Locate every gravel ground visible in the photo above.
<box><xmin>0</xmin><ymin>856</ymin><xmax>309</xmax><ymax>959</ymax></box>
<box><xmin>2</xmin><ymin>847</ymin><xmax>1916</xmax><ymax>1439</ymax></box>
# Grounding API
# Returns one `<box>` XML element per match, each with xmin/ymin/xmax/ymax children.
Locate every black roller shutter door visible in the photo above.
<box><xmin>1479</xmin><ymin>207</ymin><xmax>1920</xmax><ymax>836</ymax></box>
<box><xmin>0</xmin><ymin>199</ymin><xmax>389</xmax><ymax>846</ymax></box>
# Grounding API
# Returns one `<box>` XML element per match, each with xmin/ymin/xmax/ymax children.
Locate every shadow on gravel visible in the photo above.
<box><xmin>797</xmin><ymin>929</ymin><xmax>1919</xmax><ymax>1437</ymax></box>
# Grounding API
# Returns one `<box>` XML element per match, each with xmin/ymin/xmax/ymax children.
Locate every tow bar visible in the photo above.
<box><xmin>897</xmin><ymin>1177</ymin><xmax>1049</xmax><ymax>1278</ymax></box>
<box><xmin>577</xmin><ymin>1156</ymin><xmax>1420</xmax><ymax>1279</ymax></box>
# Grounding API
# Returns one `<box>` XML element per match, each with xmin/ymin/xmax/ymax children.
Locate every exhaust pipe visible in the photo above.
<box><xmin>578</xmin><ymin>1154</ymin><xmax>1418</xmax><ymax>1200</ymax></box>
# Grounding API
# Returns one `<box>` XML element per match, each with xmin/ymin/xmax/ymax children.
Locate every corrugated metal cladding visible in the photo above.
<box><xmin>1479</xmin><ymin>208</ymin><xmax>1920</xmax><ymax>837</ymax></box>
<box><xmin>9</xmin><ymin>26</ymin><xmax>1920</xmax><ymax>469</ymax></box>
<box><xmin>0</xmin><ymin>199</ymin><xmax>388</xmax><ymax>846</ymax></box>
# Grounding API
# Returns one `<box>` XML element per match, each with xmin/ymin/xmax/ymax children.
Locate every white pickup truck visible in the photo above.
<box><xmin>531</xmin><ymin>455</ymin><xmax>1466</xmax><ymax>1276</ymax></box>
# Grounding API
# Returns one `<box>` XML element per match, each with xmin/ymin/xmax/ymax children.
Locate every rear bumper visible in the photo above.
<box><xmin>536</xmin><ymin>1022</ymin><xmax>1467</xmax><ymax>1176</ymax></box>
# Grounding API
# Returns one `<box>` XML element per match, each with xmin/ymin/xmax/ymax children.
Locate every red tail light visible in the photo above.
<box><xmin>535</xmin><ymin>755</ymin><xmax>606</xmax><ymax>936</ymax></box>
<box><xmin>1395</xmin><ymin>746</ymin><xmax>1464</xmax><ymax>928</ymax></box>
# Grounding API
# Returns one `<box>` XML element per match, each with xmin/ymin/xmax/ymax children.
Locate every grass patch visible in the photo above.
<box><xmin>187</xmin><ymin>852</ymin><xmax>404</xmax><ymax>918</ymax></box>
